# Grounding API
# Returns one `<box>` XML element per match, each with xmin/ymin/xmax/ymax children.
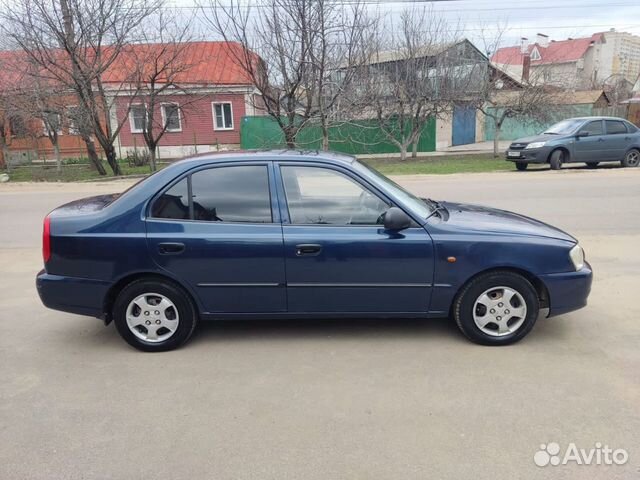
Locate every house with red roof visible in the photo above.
<box><xmin>492</xmin><ymin>33</ymin><xmax>606</xmax><ymax>89</ymax></box>
<box><xmin>0</xmin><ymin>41</ymin><xmax>262</xmax><ymax>166</ymax></box>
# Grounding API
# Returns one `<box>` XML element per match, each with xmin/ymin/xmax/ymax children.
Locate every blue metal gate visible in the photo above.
<box><xmin>452</xmin><ymin>105</ymin><xmax>476</xmax><ymax>146</ymax></box>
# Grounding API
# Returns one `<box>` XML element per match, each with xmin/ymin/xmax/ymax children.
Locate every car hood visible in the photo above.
<box><xmin>440</xmin><ymin>201</ymin><xmax>576</xmax><ymax>242</ymax></box>
<box><xmin>510</xmin><ymin>134</ymin><xmax>561</xmax><ymax>145</ymax></box>
<box><xmin>49</xmin><ymin>193</ymin><xmax>121</xmax><ymax>217</ymax></box>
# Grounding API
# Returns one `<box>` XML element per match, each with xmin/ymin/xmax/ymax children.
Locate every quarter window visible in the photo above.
<box><xmin>161</xmin><ymin>103</ymin><xmax>182</xmax><ymax>132</ymax></box>
<box><xmin>213</xmin><ymin>102</ymin><xmax>233</xmax><ymax>130</ymax></box>
<box><xmin>151</xmin><ymin>178</ymin><xmax>190</xmax><ymax>220</ymax></box>
<box><xmin>151</xmin><ymin>166</ymin><xmax>272</xmax><ymax>223</ymax></box>
<box><xmin>605</xmin><ymin>120</ymin><xmax>627</xmax><ymax>135</ymax></box>
<box><xmin>579</xmin><ymin>121</ymin><xmax>603</xmax><ymax>136</ymax></box>
<box><xmin>281</xmin><ymin>166</ymin><xmax>390</xmax><ymax>225</ymax></box>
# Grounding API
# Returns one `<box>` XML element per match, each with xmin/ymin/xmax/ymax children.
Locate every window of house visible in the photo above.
<box><xmin>129</xmin><ymin>104</ymin><xmax>147</xmax><ymax>133</ymax></box>
<box><xmin>9</xmin><ymin>116</ymin><xmax>28</xmax><ymax>137</ymax></box>
<box><xmin>281</xmin><ymin>166</ymin><xmax>390</xmax><ymax>225</ymax></box>
<box><xmin>605</xmin><ymin>120</ymin><xmax>627</xmax><ymax>135</ymax></box>
<box><xmin>530</xmin><ymin>47</ymin><xmax>541</xmax><ymax>61</ymax></box>
<box><xmin>151</xmin><ymin>166</ymin><xmax>272</xmax><ymax>223</ymax></box>
<box><xmin>212</xmin><ymin>102</ymin><xmax>233</xmax><ymax>130</ymax></box>
<box><xmin>161</xmin><ymin>103</ymin><xmax>182</xmax><ymax>132</ymax></box>
<box><xmin>66</xmin><ymin>106</ymin><xmax>81</xmax><ymax>135</ymax></box>
<box><xmin>42</xmin><ymin>112</ymin><xmax>62</xmax><ymax>136</ymax></box>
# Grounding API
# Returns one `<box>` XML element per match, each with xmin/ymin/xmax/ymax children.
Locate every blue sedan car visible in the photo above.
<box><xmin>506</xmin><ymin>116</ymin><xmax>640</xmax><ymax>170</ymax></box>
<box><xmin>37</xmin><ymin>151</ymin><xmax>592</xmax><ymax>351</ymax></box>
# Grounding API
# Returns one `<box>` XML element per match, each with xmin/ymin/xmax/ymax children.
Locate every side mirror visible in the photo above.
<box><xmin>383</xmin><ymin>207</ymin><xmax>411</xmax><ymax>231</ymax></box>
<box><xmin>576</xmin><ymin>131</ymin><xmax>590</xmax><ymax>137</ymax></box>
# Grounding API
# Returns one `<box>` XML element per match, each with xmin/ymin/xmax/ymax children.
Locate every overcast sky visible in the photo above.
<box><xmin>179</xmin><ymin>0</ymin><xmax>640</xmax><ymax>52</ymax></box>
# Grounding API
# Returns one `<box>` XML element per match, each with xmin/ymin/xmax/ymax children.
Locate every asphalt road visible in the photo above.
<box><xmin>1</xmin><ymin>167</ymin><xmax>639</xmax><ymax>480</ymax></box>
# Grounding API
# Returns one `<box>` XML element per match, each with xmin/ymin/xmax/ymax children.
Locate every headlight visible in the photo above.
<box><xmin>569</xmin><ymin>244</ymin><xmax>585</xmax><ymax>271</ymax></box>
<box><xmin>525</xmin><ymin>142</ymin><xmax>546</xmax><ymax>149</ymax></box>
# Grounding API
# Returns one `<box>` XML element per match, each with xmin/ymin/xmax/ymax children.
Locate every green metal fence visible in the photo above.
<box><xmin>483</xmin><ymin>105</ymin><xmax>592</xmax><ymax>141</ymax></box>
<box><xmin>240</xmin><ymin>116</ymin><xmax>436</xmax><ymax>154</ymax></box>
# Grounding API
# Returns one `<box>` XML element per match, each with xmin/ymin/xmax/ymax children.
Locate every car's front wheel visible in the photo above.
<box><xmin>453</xmin><ymin>271</ymin><xmax>539</xmax><ymax>345</ymax></box>
<box><xmin>549</xmin><ymin>149</ymin><xmax>564</xmax><ymax>170</ymax></box>
<box><xmin>515</xmin><ymin>161</ymin><xmax>528</xmax><ymax>171</ymax></box>
<box><xmin>113</xmin><ymin>278</ymin><xmax>198</xmax><ymax>352</ymax></box>
<box><xmin>622</xmin><ymin>149</ymin><xmax>640</xmax><ymax>168</ymax></box>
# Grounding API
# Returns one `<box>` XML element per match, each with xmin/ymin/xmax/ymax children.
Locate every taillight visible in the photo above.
<box><xmin>42</xmin><ymin>215</ymin><xmax>51</xmax><ymax>263</ymax></box>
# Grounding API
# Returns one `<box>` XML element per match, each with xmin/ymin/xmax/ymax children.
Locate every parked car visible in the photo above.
<box><xmin>37</xmin><ymin>151</ymin><xmax>592</xmax><ymax>351</ymax></box>
<box><xmin>506</xmin><ymin>116</ymin><xmax>640</xmax><ymax>170</ymax></box>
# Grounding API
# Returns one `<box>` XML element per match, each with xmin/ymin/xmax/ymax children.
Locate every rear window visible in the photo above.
<box><xmin>605</xmin><ymin>120</ymin><xmax>628</xmax><ymax>135</ymax></box>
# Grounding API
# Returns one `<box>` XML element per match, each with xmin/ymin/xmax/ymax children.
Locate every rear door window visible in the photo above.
<box><xmin>151</xmin><ymin>165</ymin><xmax>272</xmax><ymax>223</ymax></box>
<box><xmin>605</xmin><ymin>120</ymin><xmax>628</xmax><ymax>135</ymax></box>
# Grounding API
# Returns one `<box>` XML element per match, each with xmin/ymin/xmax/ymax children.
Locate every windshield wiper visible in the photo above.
<box><xmin>423</xmin><ymin>198</ymin><xmax>447</xmax><ymax>219</ymax></box>
<box><xmin>542</xmin><ymin>132</ymin><xmax>559</xmax><ymax>135</ymax></box>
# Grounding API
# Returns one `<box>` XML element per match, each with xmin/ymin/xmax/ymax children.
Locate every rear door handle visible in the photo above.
<box><xmin>158</xmin><ymin>242</ymin><xmax>185</xmax><ymax>255</ymax></box>
<box><xmin>295</xmin><ymin>244</ymin><xmax>322</xmax><ymax>256</ymax></box>
<box><xmin>597</xmin><ymin>138</ymin><xmax>605</xmax><ymax>142</ymax></box>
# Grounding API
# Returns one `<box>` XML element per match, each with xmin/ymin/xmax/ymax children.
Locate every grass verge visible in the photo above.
<box><xmin>4</xmin><ymin>162</ymin><xmax>165</xmax><ymax>182</ymax></box>
<box><xmin>362</xmin><ymin>153</ymin><xmax>525</xmax><ymax>175</ymax></box>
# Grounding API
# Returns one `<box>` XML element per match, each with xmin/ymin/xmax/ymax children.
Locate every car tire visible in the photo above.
<box><xmin>113</xmin><ymin>278</ymin><xmax>198</xmax><ymax>352</ymax></box>
<box><xmin>621</xmin><ymin>149</ymin><xmax>640</xmax><ymax>168</ymax></box>
<box><xmin>453</xmin><ymin>271</ymin><xmax>539</xmax><ymax>346</ymax></box>
<box><xmin>549</xmin><ymin>149</ymin><xmax>563</xmax><ymax>170</ymax></box>
<box><xmin>515</xmin><ymin>162</ymin><xmax>528</xmax><ymax>171</ymax></box>
<box><xmin>586</xmin><ymin>162</ymin><xmax>599</xmax><ymax>169</ymax></box>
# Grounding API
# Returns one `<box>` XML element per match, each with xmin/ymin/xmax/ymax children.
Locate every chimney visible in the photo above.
<box><xmin>520</xmin><ymin>37</ymin><xmax>529</xmax><ymax>54</ymax></box>
<box><xmin>536</xmin><ymin>33</ymin><xmax>549</xmax><ymax>48</ymax></box>
<box><xmin>522</xmin><ymin>51</ymin><xmax>531</xmax><ymax>83</ymax></box>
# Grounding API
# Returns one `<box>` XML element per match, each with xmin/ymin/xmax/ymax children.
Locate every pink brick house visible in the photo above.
<box><xmin>110</xmin><ymin>41</ymin><xmax>263</xmax><ymax>159</ymax></box>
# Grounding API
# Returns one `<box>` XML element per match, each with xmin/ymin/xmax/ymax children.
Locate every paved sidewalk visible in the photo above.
<box><xmin>356</xmin><ymin>140</ymin><xmax>511</xmax><ymax>160</ymax></box>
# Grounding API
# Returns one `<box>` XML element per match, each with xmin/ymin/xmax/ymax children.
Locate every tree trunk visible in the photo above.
<box><xmin>105</xmin><ymin>146</ymin><xmax>123</xmax><ymax>176</ymax></box>
<box><xmin>321</xmin><ymin>120</ymin><xmax>329</xmax><ymax>151</ymax></box>
<box><xmin>1</xmin><ymin>143</ymin><xmax>10</xmax><ymax>173</ymax></box>
<box><xmin>83</xmin><ymin>137</ymin><xmax>107</xmax><ymax>176</ymax></box>
<box><xmin>149</xmin><ymin>147</ymin><xmax>157</xmax><ymax>172</ymax></box>
<box><xmin>53</xmin><ymin>143</ymin><xmax>62</xmax><ymax>176</ymax></box>
<box><xmin>284</xmin><ymin>126</ymin><xmax>296</xmax><ymax>149</ymax></box>
<box><xmin>493</xmin><ymin>124</ymin><xmax>501</xmax><ymax>158</ymax></box>
<box><xmin>399</xmin><ymin>144</ymin><xmax>408</xmax><ymax>161</ymax></box>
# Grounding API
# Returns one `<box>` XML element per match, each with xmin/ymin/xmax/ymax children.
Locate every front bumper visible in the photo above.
<box><xmin>539</xmin><ymin>262</ymin><xmax>593</xmax><ymax>317</ymax></box>
<box><xmin>505</xmin><ymin>146</ymin><xmax>552</xmax><ymax>164</ymax></box>
<box><xmin>36</xmin><ymin>270</ymin><xmax>110</xmax><ymax>319</ymax></box>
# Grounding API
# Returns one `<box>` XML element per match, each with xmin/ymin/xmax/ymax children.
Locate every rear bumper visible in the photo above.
<box><xmin>36</xmin><ymin>270</ymin><xmax>109</xmax><ymax>319</ymax></box>
<box><xmin>539</xmin><ymin>262</ymin><xmax>593</xmax><ymax>317</ymax></box>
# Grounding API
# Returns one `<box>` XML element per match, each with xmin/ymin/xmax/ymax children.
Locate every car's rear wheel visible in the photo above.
<box><xmin>549</xmin><ymin>149</ymin><xmax>564</xmax><ymax>170</ymax></box>
<box><xmin>453</xmin><ymin>271</ymin><xmax>539</xmax><ymax>346</ymax></box>
<box><xmin>113</xmin><ymin>278</ymin><xmax>198</xmax><ymax>352</ymax></box>
<box><xmin>622</xmin><ymin>149</ymin><xmax>640</xmax><ymax>167</ymax></box>
<box><xmin>586</xmin><ymin>162</ymin><xmax>599</xmax><ymax>169</ymax></box>
<box><xmin>515</xmin><ymin>161</ymin><xmax>528</xmax><ymax>171</ymax></box>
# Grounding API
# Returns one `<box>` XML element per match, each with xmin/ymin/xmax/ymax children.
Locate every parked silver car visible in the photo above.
<box><xmin>506</xmin><ymin>117</ymin><xmax>640</xmax><ymax>170</ymax></box>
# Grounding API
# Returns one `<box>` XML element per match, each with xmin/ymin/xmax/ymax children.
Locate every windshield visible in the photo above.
<box><xmin>542</xmin><ymin>119</ymin><xmax>584</xmax><ymax>135</ymax></box>
<box><xmin>352</xmin><ymin>160</ymin><xmax>433</xmax><ymax>218</ymax></box>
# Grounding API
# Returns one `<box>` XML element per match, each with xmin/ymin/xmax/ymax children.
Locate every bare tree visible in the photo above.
<box><xmin>348</xmin><ymin>8</ymin><xmax>479</xmax><ymax>160</ymax></box>
<box><xmin>128</xmin><ymin>10</ymin><xmax>201</xmax><ymax>170</ymax></box>
<box><xmin>201</xmin><ymin>0</ymin><xmax>370</xmax><ymax>149</ymax></box>
<box><xmin>1</xmin><ymin>0</ymin><xmax>161</xmax><ymax>175</ymax></box>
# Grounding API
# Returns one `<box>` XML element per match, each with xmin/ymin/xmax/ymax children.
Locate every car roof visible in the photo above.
<box><xmin>174</xmin><ymin>149</ymin><xmax>356</xmax><ymax>169</ymax></box>
<box><xmin>566</xmin><ymin>116</ymin><xmax>632</xmax><ymax>122</ymax></box>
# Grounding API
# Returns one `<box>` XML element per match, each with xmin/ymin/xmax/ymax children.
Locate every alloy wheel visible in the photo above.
<box><xmin>126</xmin><ymin>293</ymin><xmax>180</xmax><ymax>343</ymax></box>
<box><xmin>472</xmin><ymin>286</ymin><xmax>527</xmax><ymax>337</ymax></box>
<box><xmin>626</xmin><ymin>150</ymin><xmax>639</xmax><ymax>167</ymax></box>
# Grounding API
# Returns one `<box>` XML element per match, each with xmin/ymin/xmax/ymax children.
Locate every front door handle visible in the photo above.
<box><xmin>295</xmin><ymin>244</ymin><xmax>322</xmax><ymax>256</ymax></box>
<box><xmin>158</xmin><ymin>242</ymin><xmax>185</xmax><ymax>255</ymax></box>
<box><xmin>597</xmin><ymin>137</ymin><xmax>605</xmax><ymax>142</ymax></box>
